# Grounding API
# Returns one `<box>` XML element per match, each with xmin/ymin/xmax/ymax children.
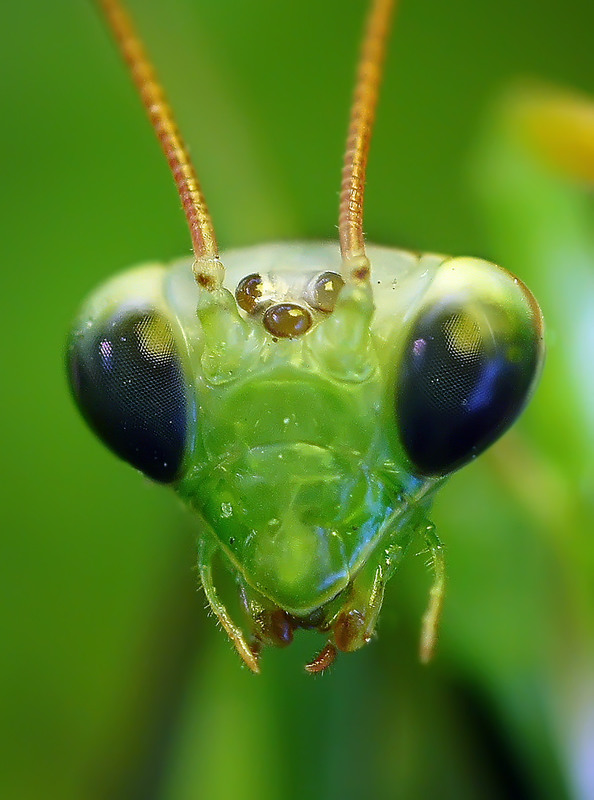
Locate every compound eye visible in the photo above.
<box><xmin>395</xmin><ymin>260</ymin><xmax>543</xmax><ymax>476</ymax></box>
<box><xmin>68</xmin><ymin>309</ymin><xmax>189</xmax><ymax>482</ymax></box>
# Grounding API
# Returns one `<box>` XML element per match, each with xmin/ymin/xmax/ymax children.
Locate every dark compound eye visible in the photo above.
<box><xmin>396</xmin><ymin>300</ymin><xmax>542</xmax><ymax>476</ymax></box>
<box><xmin>68</xmin><ymin>309</ymin><xmax>189</xmax><ymax>482</ymax></box>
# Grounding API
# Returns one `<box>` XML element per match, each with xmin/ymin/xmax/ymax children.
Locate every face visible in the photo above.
<box><xmin>67</xmin><ymin>0</ymin><xmax>544</xmax><ymax>673</ymax></box>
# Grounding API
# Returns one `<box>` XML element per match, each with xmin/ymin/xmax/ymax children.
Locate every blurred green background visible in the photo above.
<box><xmin>2</xmin><ymin>0</ymin><xmax>594</xmax><ymax>798</ymax></box>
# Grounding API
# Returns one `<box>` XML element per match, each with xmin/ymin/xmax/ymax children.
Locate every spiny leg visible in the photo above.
<box><xmin>333</xmin><ymin>563</ymin><xmax>385</xmax><ymax>653</ymax></box>
<box><xmin>419</xmin><ymin>525</ymin><xmax>446</xmax><ymax>664</ymax></box>
<box><xmin>197</xmin><ymin>537</ymin><xmax>260</xmax><ymax>674</ymax></box>
<box><xmin>305</xmin><ymin>502</ymin><xmax>430</xmax><ymax>673</ymax></box>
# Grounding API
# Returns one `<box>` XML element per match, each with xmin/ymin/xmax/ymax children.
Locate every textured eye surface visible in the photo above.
<box><xmin>68</xmin><ymin>309</ymin><xmax>188</xmax><ymax>482</ymax></box>
<box><xmin>396</xmin><ymin>294</ymin><xmax>542</xmax><ymax>476</ymax></box>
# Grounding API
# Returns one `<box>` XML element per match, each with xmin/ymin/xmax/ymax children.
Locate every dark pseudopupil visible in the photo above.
<box><xmin>68</xmin><ymin>310</ymin><xmax>187</xmax><ymax>482</ymax></box>
<box><xmin>397</xmin><ymin>308</ymin><xmax>537</xmax><ymax>476</ymax></box>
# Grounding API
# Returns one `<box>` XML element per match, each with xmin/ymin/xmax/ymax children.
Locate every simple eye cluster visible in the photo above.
<box><xmin>235</xmin><ymin>271</ymin><xmax>345</xmax><ymax>338</ymax></box>
<box><xmin>68</xmin><ymin>309</ymin><xmax>188</xmax><ymax>482</ymax></box>
<box><xmin>394</xmin><ymin>259</ymin><xmax>543</xmax><ymax>476</ymax></box>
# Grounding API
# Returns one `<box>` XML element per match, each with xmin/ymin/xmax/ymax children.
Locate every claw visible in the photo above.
<box><xmin>419</xmin><ymin>527</ymin><xmax>446</xmax><ymax>664</ymax></box>
<box><xmin>304</xmin><ymin>642</ymin><xmax>337</xmax><ymax>674</ymax></box>
<box><xmin>240</xmin><ymin>640</ymin><xmax>261</xmax><ymax>674</ymax></box>
<box><xmin>226</xmin><ymin>627</ymin><xmax>261</xmax><ymax>674</ymax></box>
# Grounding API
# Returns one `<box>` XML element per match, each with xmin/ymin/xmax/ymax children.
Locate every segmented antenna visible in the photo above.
<box><xmin>339</xmin><ymin>0</ymin><xmax>396</xmax><ymax>282</ymax></box>
<box><xmin>97</xmin><ymin>0</ymin><xmax>223</xmax><ymax>290</ymax></box>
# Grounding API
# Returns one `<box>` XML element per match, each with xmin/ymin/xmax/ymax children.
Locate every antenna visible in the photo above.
<box><xmin>97</xmin><ymin>0</ymin><xmax>223</xmax><ymax>290</ymax></box>
<box><xmin>339</xmin><ymin>0</ymin><xmax>396</xmax><ymax>282</ymax></box>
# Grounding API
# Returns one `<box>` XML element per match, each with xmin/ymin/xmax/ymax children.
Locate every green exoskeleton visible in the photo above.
<box><xmin>68</xmin><ymin>0</ymin><xmax>544</xmax><ymax>673</ymax></box>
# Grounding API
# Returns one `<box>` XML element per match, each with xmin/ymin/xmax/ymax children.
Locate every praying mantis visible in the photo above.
<box><xmin>67</xmin><ymin>0</ymin><xmax>545</xmax><ymax>673</ymax></box>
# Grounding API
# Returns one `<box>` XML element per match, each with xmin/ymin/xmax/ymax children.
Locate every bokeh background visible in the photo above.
<box><xmin>2</xmin><ymin>0</ymin><xmax>594</xmax><ymax>798</ymax></box>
